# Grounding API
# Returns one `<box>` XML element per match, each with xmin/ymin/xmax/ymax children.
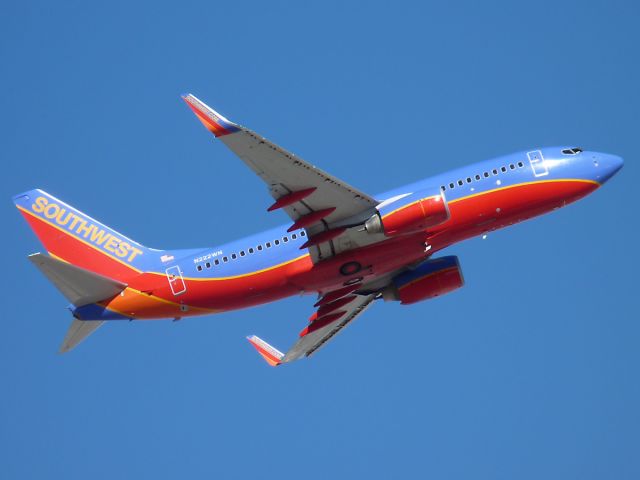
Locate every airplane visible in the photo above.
<box><xmin>13</xmin><ymin>94</ymin><xmax>624</xmax><ymax>365</ymax></box>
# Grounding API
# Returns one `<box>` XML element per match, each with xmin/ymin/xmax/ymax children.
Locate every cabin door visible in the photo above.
<box><xmin>165</xmin><ymin>265</ymin><xmax>187</xmax><ymax>296</ymax></box>
<box><xmin>527</xmin><ymin>150</ymin><xmax>549</xmax><ymax>177</ymax></box>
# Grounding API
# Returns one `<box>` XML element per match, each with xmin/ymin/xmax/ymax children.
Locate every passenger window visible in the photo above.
<box><xmin>292</xmin><ymin>233</ymin><xmax>297</xmax><ymax>240</ymax></box>
<box><xmin>223</xmin><ymin>256</ymin><xmax>228</xmax><ymax>263</ymax></box>
<box><xmin>484</xmin><ymin>172</ymin><xmax>489</xmax><ymax>178</ymax></box>
<box><xmin>300</xmin><ymin>231</ymin><xmax>306</xmax><ymax>237</ymax></box>
<box><xmin>457</xmin><ymin>180</ymin><xmax>463</xmax><ymax>186</ymax></box>
<box><xmin>266</xmin><ymin>242</ymin><xmax>271</xmax><ymax>248</ymax></box>
<box><xmin>440</xmin><ymin>185</ymin><xmax>445</xmax><ymax>191</ymax></box>
<box><xmin>248</xmin><ymin>248</ymin><xmax>254</xmax><ymax>254</ymax></box>
<box><xmin>466</xmin><ymin>177</ymin><xmax>472</xmax><ymax>183</ymax></box>
<box><xmin>509</xmin><ymin>164</ymin><xmax>515</xmax><ymax>170</ymax></box>
<box><xmin>257</xmin><ymin>245</ymin><xmax>263</xmax><ymax>251</ymax></box>
<box><xmin>449</xmin><ymin>182</ymin><xmax>455</xmax><ymax>189</ymax></box>
<box><xmin>501</xmin><ymin>166</ymin><xmax>507</xmax><ymax>172</ymax></box>
<box><xmin>205</xmin><ymin>262</ymin><xmax>211</xmax><ymax>268</ymax></box>
<box><xmin>475</xmin><ymin>174</ymin><xmax>481</xmax><ymax>180</ymax></box>
<box><xmin>231</xmin><ymin>253</ymin><xmax>237</xmax><ymax>260</ymax></box>
<box><xmin>274</xmin><ymin>239</ymin><xmax>280</xmax><ymax>246</ymax></box>
<box><xmin>492</xmin><ymin>169</ymin><xmax>498</xmax><ymax>175</ymax></box>
<box><xmin>283</xmin><ymin>237</ymin><xmax>289</xmax><ymax>243</ymax></box>
<box><xmin>214</xmin><ymin>259</ymin><xmax>220</xmax><ymax>266</ymax></box>
<box><xmin>240</xmin><ymin>251</ymin><xmax>245</xmax><ymax>257</ymax></box>
<box><xmin>518</xmin><ymin>161</ymin><xmax>524</xmax><ymax>168</ymax></box>
<box><xmin>197</xmin><ymin>265</ymin><xmax>203</xmax><ymax>271</ymax></box>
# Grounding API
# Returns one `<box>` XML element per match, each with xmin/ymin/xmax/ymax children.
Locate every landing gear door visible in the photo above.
<box><xmin>166</xmin><ymin>265</ymin><xmax>186</xmax><ymax>296</ymax></box>
<box><xmin>527</xmin><ymin>150</ymin><xmax>549</xmax><ymax>177</ymax></box>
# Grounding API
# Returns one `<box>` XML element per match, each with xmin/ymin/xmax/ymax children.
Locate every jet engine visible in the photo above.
<box><xmin>382</xmin><ymin>256</ymin><xmax>464</xmax><ymax>305</ymax></box>
<box><xmin>365</xmin><ymin>187</ymin><xmax>449</xmax><ymax>237</ymax></box>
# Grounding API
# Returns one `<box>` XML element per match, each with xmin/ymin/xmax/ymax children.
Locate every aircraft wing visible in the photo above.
<box><xmin>183</xmin><ymin>94</ymin><xmax>384</xmax><ymax>262</ymax></box>
<box><xmin>247</xmin><ymin>286</ymin><xmax>376</xmax><ymax>366</ymax></box>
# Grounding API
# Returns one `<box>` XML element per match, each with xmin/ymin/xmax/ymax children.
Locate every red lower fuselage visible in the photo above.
<box><xmin>15</xmin><ymin>146</ymin><xmax>623</xmax><ymax>322</ymax></box>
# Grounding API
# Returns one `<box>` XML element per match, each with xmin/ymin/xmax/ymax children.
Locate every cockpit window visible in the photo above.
<box><xmin>562</xmin><ymin>147</ymin><xmax>583</xmax><ymax>155</ymax></box>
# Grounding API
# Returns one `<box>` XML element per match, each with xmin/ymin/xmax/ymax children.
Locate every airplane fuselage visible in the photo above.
<box><xmin>55</xmin><ymin>146</ymin><xmax>620</xmax><ymax>321</ymax></box>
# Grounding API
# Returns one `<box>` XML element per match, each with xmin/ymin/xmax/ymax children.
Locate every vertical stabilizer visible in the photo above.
<box><xmin>13</xmin><ymin>189</ymin><xmax>155</xmax><ymax>282</ymax></box>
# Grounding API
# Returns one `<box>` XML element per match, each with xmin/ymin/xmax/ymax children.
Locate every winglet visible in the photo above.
<box><xmin>181</xmin><ymin>94</ymin><xmax>240</xmax><ymax>137</ymax></box>
<box><xmin>246</xmin><ymin>335</ymin><xmax>284</xmax><ymax>367</ymax></box>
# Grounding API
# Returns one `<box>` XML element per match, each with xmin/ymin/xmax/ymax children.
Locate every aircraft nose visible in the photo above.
<box><xmin>593</xmin><ymin>153</ymin><xmax>624</xmax><ymax>184</ymax></box>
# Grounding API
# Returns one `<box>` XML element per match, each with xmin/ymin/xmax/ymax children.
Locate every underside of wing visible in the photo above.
<box><xmin>247</xmin><ymin>286</ymin><xmax>376</xmax><ymax>366</ymax></box>
<box><xmin>182</xmin><ymin>94</ymin><xmax>384</xmax><ymax>262</ymax></box>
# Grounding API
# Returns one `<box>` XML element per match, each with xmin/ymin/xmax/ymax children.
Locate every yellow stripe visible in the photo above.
<box><xmin>21</xmin><ymin>178</ymin><xmax>598</xmax><ymax>291</ymax></box>
<box><xmin>381</xmin><ymin>179</ymin><xmax>598</xmax><ymax>219</ymax></box>
<box><xmin>448</xmin><ymin>178</ymin><xmax>599</xmax><ymax>205</ymax></box>
<box><xmin>17</xmin><ymin>205</ymin><xmax>143</xmax><ymax>274</ymax></box>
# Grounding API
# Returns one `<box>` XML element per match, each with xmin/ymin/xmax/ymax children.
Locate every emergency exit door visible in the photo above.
<box><xmin>527</xmin><ymin>150</ymin><xmax>549</xmax><ymax>177</ymax></box>
<box><xmin>165</xmin><ymin>265</ymin><xmax>186</xmax><ymax>296</ymax></box>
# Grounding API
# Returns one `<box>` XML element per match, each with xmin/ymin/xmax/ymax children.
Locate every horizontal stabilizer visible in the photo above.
<box><xmin>246</xmin><ymin>335</ymin><xmax>284</xmax><ymax>367</ymax></box>
<box><xmin>60</xmin><ymin>319</ymin><xmax>103</xmax><ymax>353</ymax></box>
<box><xmin>29</xmin><ymin>253</ymin><xmax>126</xmax><ymax>306</ymax></box>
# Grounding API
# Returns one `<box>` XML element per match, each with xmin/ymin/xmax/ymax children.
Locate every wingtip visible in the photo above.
<box><xmin>182</xmin><ymin>93</ymin><xmax>240</xmax><ymax>137</ymax></box>
<box><xmin>246</xmin><ymin>335</ymin><xmax>284</xmax><ymax>367</ymax></box>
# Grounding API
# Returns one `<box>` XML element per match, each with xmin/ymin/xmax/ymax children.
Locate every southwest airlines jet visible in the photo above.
<box><xmin>13</xmin><ymin>94</ymin><xmax>623</xmax><ymax>366</ymax></box>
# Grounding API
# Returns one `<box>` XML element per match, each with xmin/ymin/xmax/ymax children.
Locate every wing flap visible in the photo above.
<box><xmin>284</xmin><ymin>294</ymin><xmax>374</xmax><ymax>362</ymax></box>
<box><xmin>247</xmin><ymin>291</ymin><xmax>375</xmax><ymax>366</ymax></box>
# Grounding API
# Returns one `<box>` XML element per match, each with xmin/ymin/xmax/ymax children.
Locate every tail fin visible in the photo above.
<box><xmin>14</xmin><ymin>189</ymin><xmax>153</xmax><ymax>282</ymax></box>
<box><xmin>29</xmin><ymin>253</ymin><xmax>128</xmax><ymax>352</ymax></box>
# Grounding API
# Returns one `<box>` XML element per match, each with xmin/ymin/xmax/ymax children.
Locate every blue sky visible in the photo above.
<box><xmin>1</xmin><ymin>1</ymin><xmax>639</xmax><ymax>478</ymax></box>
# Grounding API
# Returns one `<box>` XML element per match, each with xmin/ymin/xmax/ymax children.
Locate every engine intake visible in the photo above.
<box><xmin>382</xmin><ymin>256</ymin><xmax>464</xmax><ymax>305</ymax></box>
<box><xmin>366</xmin><ymin>187</ymin><xmax>449</xmax><ymax>237</ymax></box>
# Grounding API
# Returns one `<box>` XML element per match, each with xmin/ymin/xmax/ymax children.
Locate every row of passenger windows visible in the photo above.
<box><xmin>440</xmin><ymin>161</ymin><xmax>525</xmax><ymax>191</ymax></box>
<box><xmin>196</xmin><ymin>230</ymin><xmax>307</xmax><ymax>271</ymax></box>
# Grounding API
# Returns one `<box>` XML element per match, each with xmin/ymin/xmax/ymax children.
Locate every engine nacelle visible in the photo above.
<box><xmin>365</xmin><ymin>187</ymin><xmax>449</xmax><ymax>237</ymax></box>
<box><xmin>382</xmin><ymin>256</ymin><xmax>464</xmax><ymax>305</ymax></box>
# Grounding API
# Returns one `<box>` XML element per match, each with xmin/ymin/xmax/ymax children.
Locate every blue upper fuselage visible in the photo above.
<box><xmin>164</xmin><ymin>147</ymin><xmax>623</xmax><ymax>279</ymax></box>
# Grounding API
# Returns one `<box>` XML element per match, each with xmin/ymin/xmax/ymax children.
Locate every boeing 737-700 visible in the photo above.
<box><xmin>13</xmin><ymin>94</ymin><xmax>623</xmax><ymax>365</ymax></box>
